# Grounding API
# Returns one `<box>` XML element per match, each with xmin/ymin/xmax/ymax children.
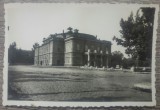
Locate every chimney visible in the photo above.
<box><xmin>62</xmin><ymin>29</ymin><xmax>66</xmax><ymax>39</ymax></box>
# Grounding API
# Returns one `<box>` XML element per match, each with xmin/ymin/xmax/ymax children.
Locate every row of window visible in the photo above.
<box><xmin>37</xmin><ymin>46</ymin><xmax>62</xmax><ymax>55</ymax></box>
<box><xmin>39</xmin><ymin>45</ymin><xmax>51</xmax><ymax>54</ymax></box>
<box><xmin>85</xmin><ymin>45</ymin><xmax>109</xmax><ymax>52</ymax></box>
<box><xmin>65</xmin><ymin>43</ymin><xmax>109</xmax><ymax>52</ymax></box>
<box><xmin>36</xmin><ymin>43</ymin><xmax>109</xmax><ymax>55</ymax></box>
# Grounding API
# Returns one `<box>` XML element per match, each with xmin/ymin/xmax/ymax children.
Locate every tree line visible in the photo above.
<box><xmin>110</xmin><ymin>51</ymin><xmax>135</xmax><ymax>69</ymax></box>
<box><xmin>8</xmin><ymin>42</ymin><xmax>34</xmax><ymax>65</ymax></box>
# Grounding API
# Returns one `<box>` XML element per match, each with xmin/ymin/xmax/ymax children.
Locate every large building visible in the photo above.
<box><xmin>34</xmin><ymin>29</ymin><xmax>111</xmax><ymax>67</ymax></box>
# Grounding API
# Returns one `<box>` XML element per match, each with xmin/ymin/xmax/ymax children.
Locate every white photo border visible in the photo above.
<box><xmin>2</xmin><ymin>3</ymin><xmax>159</xmax><ymax>107</ymax></box>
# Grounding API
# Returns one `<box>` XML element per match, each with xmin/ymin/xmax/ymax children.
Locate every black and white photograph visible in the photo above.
<box><xmin>3</xmin><ymin>3</ymin><xmax>159</xmax><ymax>107</ymax></box>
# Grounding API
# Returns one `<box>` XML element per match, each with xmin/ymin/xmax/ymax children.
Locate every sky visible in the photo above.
<box><xmin>5</xmin><ymin>3</ymin><xmax>153</xmax><ymax>58</ymax></box>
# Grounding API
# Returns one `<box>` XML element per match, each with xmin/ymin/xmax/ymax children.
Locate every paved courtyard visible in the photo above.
<box><xmin>8</xmin><ymin>65</ymin><xmax>152</xmax><ymax>101</ymax></box>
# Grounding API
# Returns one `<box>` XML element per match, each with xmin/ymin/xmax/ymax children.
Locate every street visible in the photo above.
<box><xmin>8</xmin><ymin>65</ymin><xmax>152</xmax><ymax>101</ymax></box>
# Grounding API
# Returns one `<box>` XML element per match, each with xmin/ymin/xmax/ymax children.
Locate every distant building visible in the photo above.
<box><xmin>34</xmin><ymin>29</ymin><xmax>111</xmax><ymax>67</ymax></box>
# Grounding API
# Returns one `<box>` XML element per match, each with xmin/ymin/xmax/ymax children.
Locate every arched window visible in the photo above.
<box><xmin>77</xmin><ymin>44</ymin><xmax>80</xmax><ymax>51</ymax></box>
<box><xmin>97</xmin><ymin>47</ymin><xmax>100</xmax><ymax>52</ymax></box>
<box><xmin>58</xmin><ymin>47</ymin><xmax>60</xmax><ymax>52</ymax></box>
<box><xmin>85</xmin><ymin>45</ymin><xmax>88</xmax><ymax>51</ymax></box>
<box><xmin>91</xmin><ymin>45</ymin><xmax>94</xmax><ymax>50</ymax></box>
<box><xmin>106</xmin><ymin>47</ymin><xmax>108</xmax><ymax>54</ymax></box>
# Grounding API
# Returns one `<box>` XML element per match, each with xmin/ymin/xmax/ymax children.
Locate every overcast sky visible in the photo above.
<box><xmin>5</xmin><ymin>3</ymin><xmax>155</xmax><ymax>58</ymax></box>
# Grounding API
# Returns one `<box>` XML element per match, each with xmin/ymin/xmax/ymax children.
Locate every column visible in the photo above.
<box><xmin>106</xmin><ymin>50</ymin><xmax>109</xmax><ymax>68</ymax></box>
<box><xmin>87</xmin><ymin>49</ymin><xmax>90</xmax><ymax>66</ymax></box>
<box><xmin>94</xmin><ymin>54</ymin><xmax>97</xmax><ymax>67</ymax></box>
<box><xmin>106</xmin><ymin>55</ymin><xmax>108</xmax><ymax>68</ymax></box>
<box><xmin>100</xmin><ymin>50</ymin><xmax>103</xmax><ymax>67</ymax></box>
<box><xmin>94</xmin><ymin>50</ymin><xmax>97</xmax><ymax>67</ymax></box>
<box><xmin>48</xmin><ymin>42</ymin><xmax>50</xmax><ymax>65</ymax></box>
<box><xmin>37</xmin><ymin>47</ymin><xmax>39</xmax><ymax>65</ymax></box>
<box><xmin>87</xmin><ymin>53</ymin><xmax>90</xmax><ymax>66</ymax></box>
<box><xmin>101</xmin><ymin>55</ymin><xmax>103</xmax><ymax>67</ymax></box>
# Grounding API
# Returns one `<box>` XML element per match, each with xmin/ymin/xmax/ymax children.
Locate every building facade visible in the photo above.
<box><xmin>34</xmin><ymin>30</ymin><xmax>111</xmax><ymax>67</ymax></box>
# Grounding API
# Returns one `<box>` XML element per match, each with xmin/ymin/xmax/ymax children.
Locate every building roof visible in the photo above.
<box><xmin>75</xmin><ymin>33</ymin><xmax>97</xmax><ymax>40</ymax></box>
<box><xmin>38</xmin><ymin>31</ymin><xmax>111</xmax><ymax>47</ymax></box>
<box><xmin>65</xmin><ymin>33</ymin><xmax>111</xmax><ymax>44</ymax></box>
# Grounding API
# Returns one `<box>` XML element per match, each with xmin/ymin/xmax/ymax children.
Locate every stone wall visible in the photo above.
<box><xmin>64</xmin><ymin>35</ymin><xmax>111</xmax><ymax>66</ymax></box>
<box><xmin>52</xmin><ymin>38</ymin><xmax>64</xmax><ymax>66</ymax></box>
<box><xmin>34</xmin><ymin>40</ymin><xmax>54</xmax><ymax>66</ymax></box>
<box><xmin>65</xmin><ymin>38</ymin><xmax>74</xmax><ymax>66</ymax></box>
